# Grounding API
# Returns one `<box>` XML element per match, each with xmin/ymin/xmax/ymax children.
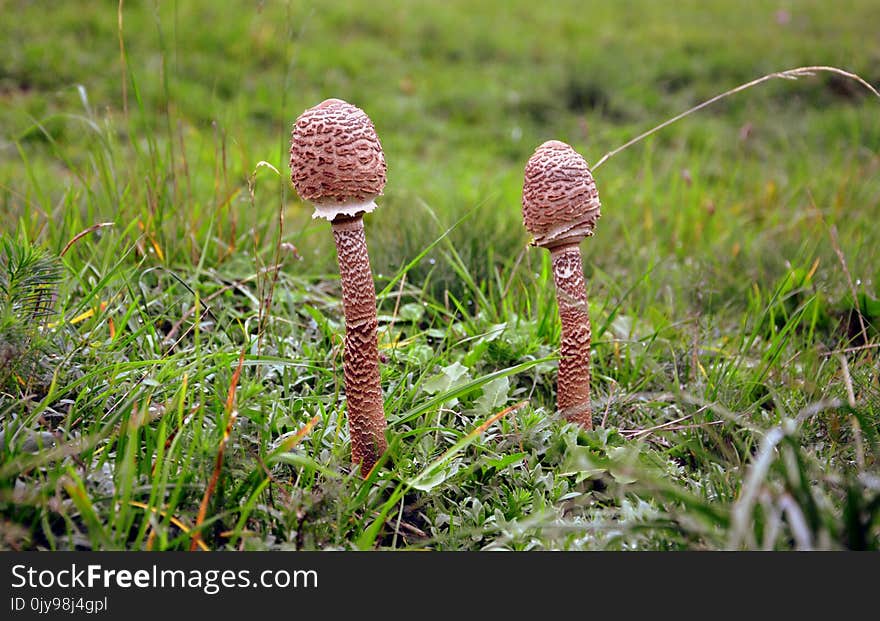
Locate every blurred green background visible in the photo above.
<box><xmin>2</xmin><ymin>0</ymin><xmax>878</xmax><ymax>294</ymax></box>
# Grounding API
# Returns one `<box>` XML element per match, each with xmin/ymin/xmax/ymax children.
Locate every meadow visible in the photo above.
<box><xmin>0</xmin><ymin>0</ymin><xmax>878</xmax><ymax>550</ymax></box>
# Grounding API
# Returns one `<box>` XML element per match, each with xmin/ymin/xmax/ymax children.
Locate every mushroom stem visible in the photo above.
<box><xmin>330</xmin><ymin>214</ymin><xmax>388</xmax><ymax>474</ymax></box>
<box><xmin>549</xmin><ymin>242</ymin><xmax>593</xmax><ymax>429</ymax></box>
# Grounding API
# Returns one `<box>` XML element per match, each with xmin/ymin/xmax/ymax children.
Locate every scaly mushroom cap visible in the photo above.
<box><xmin>290</xmin><ymin>98</ymin><xmax>387</xmax><ymax>221</ymax></box>
<box><xmin>522</xmin><ymin>140</ymin><xmax>601</xmax><ymax>248</ymax></box>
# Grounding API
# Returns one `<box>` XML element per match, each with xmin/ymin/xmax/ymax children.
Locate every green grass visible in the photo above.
<box><xmin>0</xmin><ymin>0</ymin><xmax>878</xmax><ymax>550</ymax></box>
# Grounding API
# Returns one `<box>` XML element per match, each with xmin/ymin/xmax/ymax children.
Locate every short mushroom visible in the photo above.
<box><xmin>521</xmin><ymin>140</ymin><xmax>601</xmax><ymax>429</ymax></box>
<box><xmin>289</xmin><ymin>98</ymin><xmax>388</xmax><ymax>474</ymax></box>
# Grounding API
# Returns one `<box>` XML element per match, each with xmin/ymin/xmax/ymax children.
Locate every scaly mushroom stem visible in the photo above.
<box><xmin>549</xmin><ymin>242</ymin><xmax>593</xmax><ymax>429</ymax></box>
<box><xmin>331</xmin><ymin>214</ymin><xmax>388</xmax><ymax>474</ymax></box>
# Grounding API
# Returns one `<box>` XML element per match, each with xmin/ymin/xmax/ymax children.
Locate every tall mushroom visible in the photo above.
<box><xmin>289</xmin><ymin>98</ymin><xmax>388</xmax><ymax>474</ymax></box>
<box><xmin>521</xmin><ymin>140</ymin><xmax>601</xmax><ymax>429</ymax></box>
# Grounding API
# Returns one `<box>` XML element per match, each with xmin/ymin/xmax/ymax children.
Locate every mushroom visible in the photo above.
<box><xmin>289</xmin><ymin>98</ymin><xmax>388</xmax><ymax>474</ymax></box>
<box><xmin>521</xmin><ymin>140</ymin><xmax>601</xmax><ymax>429</ymax></box>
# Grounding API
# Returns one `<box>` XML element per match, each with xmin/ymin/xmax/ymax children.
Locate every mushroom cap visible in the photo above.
<box><xmin>522</xmin><ymin>140</ymin><xmax>601</xmax><ymax>248</ymax></box>
<box><xmin>290</xmin><ymin>98</ymin><xmax>387</xmax><ymax>221</ymax></box>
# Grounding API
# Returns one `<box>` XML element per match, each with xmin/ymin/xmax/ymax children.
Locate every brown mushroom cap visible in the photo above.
<box><xmin>522</xmin><ymin>140</ymin><xmax>601</xmax><ymax>248</ymax></box>
<box><xmin>290</xmin><ymin>98</ymin><xmax>387</xmax><ymax>221</ymax></box>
